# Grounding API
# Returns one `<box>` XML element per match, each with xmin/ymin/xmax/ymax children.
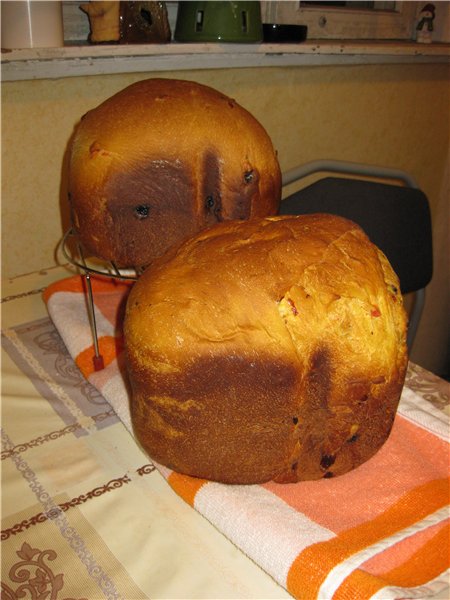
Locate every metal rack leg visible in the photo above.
<box><xmin>84</xmin><ymin>271</ymin><xmax>105</xmax><ymax>371</ymax></box>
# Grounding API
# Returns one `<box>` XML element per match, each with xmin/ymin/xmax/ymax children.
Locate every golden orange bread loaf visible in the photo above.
<box><xmin>68</xmin><ymin>78</ymin><xmax>281</xmax><ymax>267</ymax></box>
<box><xmin>124</xmin><ymin>214</ymin><xmax>408</xmax><ymax>484</ymax></box>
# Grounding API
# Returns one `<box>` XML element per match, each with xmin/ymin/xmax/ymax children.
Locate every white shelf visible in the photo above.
<box><xmin>2</xmin><ymin>41</ymin><xmax>450</xmax><ymax>81</ymax></box>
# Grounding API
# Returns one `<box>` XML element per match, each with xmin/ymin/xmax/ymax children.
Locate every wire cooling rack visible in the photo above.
<box><xmin>59</xmin><ymin>228</ymin><xmax>144</xmax><ymax>370</ymax></box>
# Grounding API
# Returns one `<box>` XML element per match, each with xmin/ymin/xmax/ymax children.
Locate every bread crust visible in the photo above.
<box><xmin>124</xmin><ymin>214</ymin><xmax>408</xmax><ymax>484</ymax></box>
<box><xmin>68</xmin><ymin>78</ymin><xmax>281</xmax><ymax>267</ymax></box>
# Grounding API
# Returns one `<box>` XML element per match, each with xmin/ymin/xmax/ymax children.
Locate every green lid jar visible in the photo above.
<box><xmin>174</xmin><ymin>1</ymin><xmax>262</xmax><ymax>43</ymax></box>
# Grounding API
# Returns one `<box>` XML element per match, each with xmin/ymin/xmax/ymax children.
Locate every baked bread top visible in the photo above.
<box><xmin>68</xmin><ymin>78</ymin><xmax>281</xmax><ymax>267</ymax></box>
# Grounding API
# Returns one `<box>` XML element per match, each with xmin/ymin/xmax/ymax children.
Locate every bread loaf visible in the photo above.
<box><xmin>68</xmin><ymin>78</ymin><xmax>281</xmax><ymax>267</ymax></box>
<box><xmin>124</xmin><ymin>214</ymin><xmax>408</xmax><ymax>484</ymax></box>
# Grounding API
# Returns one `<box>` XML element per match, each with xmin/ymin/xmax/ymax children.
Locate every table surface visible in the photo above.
<box><xmin>2</xmin><ymin>266</ymin><xmax>449</xmax><ymax>600</ymax></box>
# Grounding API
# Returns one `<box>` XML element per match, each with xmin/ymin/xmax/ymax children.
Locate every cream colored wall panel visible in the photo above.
<box><xmin>414</xmin><ymin>154</ymin><xmax>449</xmax><ymax>380</ymax></box>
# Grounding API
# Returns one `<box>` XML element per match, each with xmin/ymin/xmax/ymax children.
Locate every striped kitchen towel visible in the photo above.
<box><xmin>44</xmin><ymin>274</ymin><xmax>449</xmax><ymax>600</ymax></box>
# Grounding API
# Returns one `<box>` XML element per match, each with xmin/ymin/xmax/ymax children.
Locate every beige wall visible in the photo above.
<box><xmin>2</xmin><ymin>64</ymin><xmax>449</xmax><ymax>376</ymax></box>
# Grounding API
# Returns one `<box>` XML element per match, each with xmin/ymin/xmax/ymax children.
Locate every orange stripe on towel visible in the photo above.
<box><xmin>287</xmin><ymin>478</ymin><xmax>449</xmax><ymax>599</ymax></box>
<box><xmin>168</xmin><ymin>472</ymin><xmax>208</xmax><ymax>507</ymax></box>
<box><xmin>75</xmin><ymin>336</ymin><xmax>123</xmax><ymax>378</ymax></box>
<box><xmin>379</xmin><ymin>520</ymin><xmax>450</xmax><ymax>588</ymax></box>
<box><xmin>333</xmin><ymin>521</ymin><xmax>450</xmax><ymax>600</ymax></box>
<box><xmin>43</xmin><ymin>275</ymin><xmax>85</xmax><ymax>302</ymax></box>
<box><xmin>333</xmin><ymin>568</ymin><xmax>390</xmax><ymax>600</ymax></box>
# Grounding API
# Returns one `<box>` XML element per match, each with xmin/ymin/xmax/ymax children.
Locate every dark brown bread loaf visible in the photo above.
<box><xmin>68</xmin><ymin>78</ymin><xmax>281</xmax><ymax>267</ymax></box>
<box><xmin>124</xmin><ymin>214</ymin><xmax>408</xmax><ymax>484</ymax></box>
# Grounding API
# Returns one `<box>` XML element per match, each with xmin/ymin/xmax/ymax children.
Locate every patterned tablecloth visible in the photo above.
<box><xmin>1</xmin><ymin>267</ymin><xmax>449</xmax><ymax>600</ymax></box>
